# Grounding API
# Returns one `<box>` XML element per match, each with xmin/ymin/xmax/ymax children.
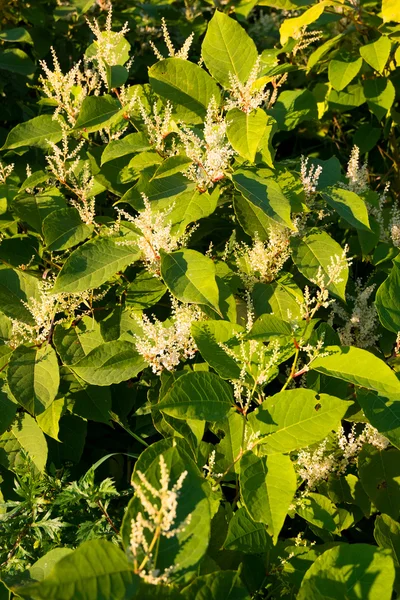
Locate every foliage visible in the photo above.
<box><xmin>1</xmin><ymin>0</ymin><xmax>400</xmax><ymax>598</ymax></box>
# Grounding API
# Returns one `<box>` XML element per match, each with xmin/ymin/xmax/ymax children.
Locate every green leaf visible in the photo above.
<box><xmin>0</xmin><ymin>387</ymin><xmax>17</xmax><ymax>435</ymax></box>
<box><xmin>296</xmin><ymin>492</ymin><xmax>338</xmax><ymax>532</ymax></box>
<box><xmin>240</xmin><ymin>451</ymin><xmax>297</xmax><ymax>544</ymax></box>
<box><xmin>126</xmin><ymin>270</ymin><xmax>167</xmax><ymax>309</ymax></box>
<box><xmin>249</xmin><ymin>314</ymin><xmax>293</xmax><ymax>340</ymax></box>
<box><xmin>357</xmin><ymin>390</ymin><xmax>400</xmax><ymax>450</ymax></box>
<box><xmin>1</xmin><ymin>115</ymin><xmax>64</xmax><ymax>151</ymax></box>
<box><xmin>227</xmin><ymin>108</ymin><xmax>268</xmax><ymax>162</ymax></box>
<box><xmin>15</xmin><ymin>539</ymin><xmax>139</xmax><ymax>600</ymax></box>
<box><xmin>52</xmin><ymin>236</ymin><xmax>139</xmax><ymax>294</ymax></box>
<box><xmin>13</xmin><ymin>188</ymin><xmax>67</xmax><ymax>233</ymax></box>
<box><xmin>53</xmin><ymin>317</ymin><xmax>104</xmax><ymax>366</ymax></box>
<box><xmin>232</xmin><ymin>169</ymin><xmax>293</xmax><ymax>231</ymax></box>
<box><xmin>382</xmin><ymin>0</ymin><xmax>400</xmax><ymax>22</ymax></box>
<box><xmin>298</xmin><ymin>544</ymin><xmax>395</xmax><ymax>600</ymax></box>
<box><xmin>223</xmin><ymin>507</ymin><xmax>272</xmax><ymax>553</ymax></box>
<box><xmin>202</xmin><ymin>11</ymin><xmax>258</xmax><ymax>89</ymax></box>
<box><xmin>0</xmin><ymin>267</ymin><xmax>39</xmax><ymax>324</ymax></box>
<box><xmin>280</xmin><ymin>2</ymin><xmax>327</xmax><ymax>45</ymax></box>
<box><xmin>0</xmin><ymin>27</ymin><xmax>33</xmax><ymax>44</ymax></box>
<box><xmin>68</xmin><ymin>380</ymin><xmax>111</xmax><ymax>424</ymax></box>
<box><xmin>249</xmin><ymin>389</ymin><xmax>351</xmax><ymax>454</ymax></box>
<box><xmin>101</xmin><ymin>132</ymin><xmax>150</xmax><ymax>165</ymax></box>
<box><xmin>0</xmin><ymin>48</ymin><xmax>35</xmax><ymax>76</ymax></box>
<box><xmin>149</xmin><ymin>58</ymin><xmax>221</xmax><ymax>125</ymax></box>
<box><xmin>328</xmin><ymin>57</ymin><xmax>363</xmax><ymax>91</ymax></box>
<box><xmin>374</xmin><ymin>514</ymin><xmax>400</xmax><ymax>566</ymax></box>
<box><xmin>253</xmin><ymin>280</ymin><xmax>303</xmax><ymax>321</ymax></box>
<box><xmin>310</xmin><ymin>346</ymin><xmax>400</xmax><ymax>396</ymax></box>
<box><xmin>74</xmin><ymin>95</ymin><xmax>123</xmax><ymax>133</ymax></box>
<box><xmin>0</xmin><ymin>412</ymin><xmax>47</xmax><ymax>473</ymax></box>
<box><xmin>376</xmin><ymin>258</ymin><xmax>400</xmax><ymax>333</ymax></box>
<box><xmin>169</xmin><ymin>188</ymin><xmax>218</xmax><ymax>237</ymax></box>
<box><xmin>36</xmin><ymin>397</ymin><xmax>65</xmax><ymax>441</ymax></box>
<box><xmin>152</xmin><ymin>155</ymin><xmax>193</xmax><ymax>180</ymax></box>
<box><xmin>43</xmin><ymin>207</ymin><xmax>93</xmax><ymax>251</ymax></box>
<box><xmin>160</xmin><ymin>249</ymin><xmax>220</xmax><ymax>313</ymax></box>
<box><xmin>268</xmin><ymin>89</ymin><xmax>318</xmax><ymax>131</ymax></box>
<box><xmin>360</xmin><ymin>36</ymin><xmax>391</xmax><ymax>73</ymax></box>
<box><xmin>72</xmin><ymin>341</ymin><xmax>146</xmax><ymax>386</ymax></box>
<box><xmin>307</xmin><ymin>33</ymin><xmax>345</xmax><ymax>72</ymax></box>
<box><xmin>182</xmin><ymin>571</ymin><xmax>250</xmax><ymax>600</ymax></box>
<box><xmin>321</xmin><ymin>187</ymin><xmax>371</xmax><ymax>231</ymax></box>
<box><xmin>363</xmin><ymin>78</ymin><xmax>395</xmax><ymax>121</ymax></box>
<box><xmin>358</xmin><ymin>446</ymin><xmax>400</xmax><ymax>519</ymax></box>
<box><xmin>29</xmin><ymin>548</ymin><xmax>74</xmax><ymax>582</ymax></box>
<box><xmin>7</xmin><ymin>345</ymin><xmax>60</xmax><ymax>416</ymax></box>
<box><xmin>291</xmin><ymin>231</ymin><xmax>348</xmax><ymax>300</ymax></box>
<box><xmin>158</xmin><ymin>371</ymin><xmax>234</xmax><ymax>421</ymax></box>
<box><xmin>191</xmin><ymin>320</ymin><xmax>244</xmax><ymax>379</ymax></box>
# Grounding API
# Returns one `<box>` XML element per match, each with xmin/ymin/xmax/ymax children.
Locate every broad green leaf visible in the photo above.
<box><xmin>122</xmin><ymin>441</ymin><xmax>211</xmax><ymax>577</ymax></box>
<box><xmin>233</xmin><ymin>169</ymin><xmax>293</xmax><ymax>231</ymax></box>
<box><xmin>321</xmin><ymin>187</ymin><xmax>371</xmax><ymax>231</ymax></box>
<box><xmin>181</xmin><ymin>571</ymin><xmax>250</xmax><ymax>600</ymax></box>
<box><xmin>291</xmin><ymin>231</ymin><xmax>348</xmax><ymax>300</ymax></box>
<box><xmin>328</xmin><ymin>82</ymin><xmax>366</xmax><ymax>109</ymax></box>
<box><xmin>358</xmin><ymin>446</ymin><xmax>400</xmax><ymax>519</ymax></box>
<box><xmin>298</xmin><ymin>544</ymin><xmax>395</xmax><ymax>600</ymax></box>
<box><xmin>169</xmin><ymin>188</ymin><xmax>218</xmax><ymax>237</ymax></box>
<box><xmin>13</xmin><ymin>188</ymin><xmax>67</xmax><ymax>233</ymax></box>
<box><xmin>53</xmin><ymin>317</ymin><xmax>104</xmax><ymax>365</ymax></box>
<box><xmin>0</xmin><ymin>235</ymin><xmax>39</xmax><ymax>269</ymax></box>
<box><xmin>363</xmin><ymin>78</ymin><xmax>395</xmax><ymax>121</ymax></box>
<box><xmin>376</xmin><ymin>258</ymin><xmax>400</xmax><ymax>333</ymax></box>
<box><xmin>234</xmin><ymin>194</ymin><xmax>273</xmax><ymax>240</ymax></box>
<box><xmin>374</xmin><ymin>514</ymin><xmax>400</xmax><ymax>566</ymax></box>
<box><xmin>0</xmin><ymin>267</ymin><xmax>39</xmax><ymax>324</ymax></box>
<box><xmin>360</xmin><ymin>36</ymin><xmax>391</xmax><ymax>73</ymax></box>
<box><xmin>310</xmin><ymin>346</ymin><xmax>400</xmax><ymax>396</ymax></box>
<box><xmin>240</xmin><ymin>451</ymin><xmax>297</xmax><ymax>543</ymax></box>
<box><xmin>0</xmin><ymin>48</ymin><xmax>35</xmax><ymax>76</ymax></box>
<box><xmin>7</xmin><ymin>345</ymin><xmax>60</xmax><ymax>416</ymax></box>
<box><xmin>249</xmin><ymin>389</ymin><xmax>351</xmax><ymax>454</ymax></box>
<box><xmin>269</xmin><ymin>89</ymin><xmax>318</xmax><ymax>131</ymax></box>
<box><xmin>74</xmin><ymin>95</ymin><xmax>123</xmax><ymax>133</ymax></box>
<box><xmin>202</xmin><ymin>11</ymin><xmax>258</xmax><ymax>89</ymax></box>
<box><xmin>223</xmin><ymin>507</ymin><xmax>272</xmax><ymax>553</ymax></box>
<box><xmin>36</xmin><ymin>397</ymin><xmax>65</xmax><ymax>441</ymax></box>
<box><xmin>280</xmin><ymin>2</ymin><xmax>328</xmax><ymax>45</ymax></box>
<box><xmin>160</xmin><ymin>249</ymin><xmax>220</xmax><ymax>313</ymax></box>
<box><xmin>29</xmin><ymin>548</ymin><xmax>74</xmax><ymax>582</ymax></box>
<box><xmin>0</xmin><ymin>27</ymin><xmax>33</xmax><ymax>44</ymax></box>
<box><xmin>215</xmin><ymin>411</ymin><xmax>245</xmax><ymax>475</ymax></box>
<box><xmin>126</xmin><ymin>270</ymin><xmax>167</xmax><ymax>309</ymax></box>
<box><xmin>227</xmin><ymin>108</ymin><xmax>268</xmax><ymax>162</ymax></box>
<box><xmin>152</xmin><ymin>155</ymin><xmax>193</xmax><ymax>180</ymax></box>
<box><xmin>0</xmin><ymin>412</ymin><xmax>47</xmax><ymax>473</ymax></box>
<box><xmin>43</xmin><ymin>208</ymin><xmax>93</xmax><ymax>251</ymax></box>
<box><xmin>52</xmin><ymin>237</ymin><xmax>139</xmax><ymax>294</ymax></box>
<box><xmin>1</xmin><ymin>115</ymin><xmax>64</xmax><ymax>151</ymax></box>
<box><xmin>253</xmin><ymin>280</ymin><xmax>303</xmax><ymax>321</ymax></box>
<box><xmin>67</xmin><ymin>380</ymin><xmax>111</xmax><ymax>424</ymax></box>
<box><xmin>72</xmin><ymin>341</ymin><xmax>146</xmax><ymax>386</ymax></box>
<box><xmin>15</xmin><ymin>539</ymin><xmax>139</xmax><ymax>600</ymax></box>
<box><xmin>149</xmin><ymin>58</ymin><xmax>221</xmax><ymax>125</ymax></box>
<box><xmin>357</xmin><ymin>389</ymin><xmax>400</xmax><ymax>450</ymax></box>
<box><xmin>382</xmin><ymin>0</ymin><xmax>400</xmax><ymax>23</ymax></box>
<box><xmin>191</xmin><ymin>320</ymin><xmax>244</xmax><ymax>379</ymax></box>
<box><xmin>296</xmin><ymin>492</ymin><xmax>339</xmax><ymax>532</ymax></box>
<box><xmin>158</xmin><ymin>371</ymin><xmax>234</xmax><ymax>421</ymax></box>
<box><xmin>249</xmin><ymin>314</ymin><xmax>293</xmax><ymax>340</ymax></box>
<box><xmin>0</xmin><ymin>387</ymin><xmax>17</xmax><ymax>435</ymax></box>
<box><xmin>307</xmin><ymin>33</ymin><xmax>345</xmax><ymax>71</ymax></box>
<box><xmin>328</xmin><ymin>57</ymin><xmax>363</xmax><ymax>91</ymax></box>
<box><xmin>101</xmin><ymin>132</ymin><xmax>150</xmax><ymax>165</ymax></box>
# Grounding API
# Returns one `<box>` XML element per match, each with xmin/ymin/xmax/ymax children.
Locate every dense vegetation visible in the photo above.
<box><xmin>1</xmin><ymin>0</ymin><xmax>400</xmax><ymax>597</ymax></box>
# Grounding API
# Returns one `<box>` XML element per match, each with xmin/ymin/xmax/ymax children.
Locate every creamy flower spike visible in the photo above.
<box><xmin>150</xmin><ymin>17</ymin><xmax>194</xmax><ymax>61</ymax></box>
<box><xmin>343</xmin><ymin>145</ymin><xmax>369</xmax><ymax>193</ymax></box>
<box><xmin>130</xmin><ymin>454</ymin><xmax>191</xmax><ymax>584</ymax></box>
<box><xmin>300</xmin><ymin>156</ymin><xmax>323</xmax><ymax>198</ymax></box>
<box><xmin>0</xmin><ymin>161</ymin><xmax>14</xmax><ymax>184</ymax></box>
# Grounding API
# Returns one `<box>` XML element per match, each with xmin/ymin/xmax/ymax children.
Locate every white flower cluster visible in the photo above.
<box><xmin>0</xmin><ymin>160</ymin><xmax>14</xmax><ymax>184</ymax></box>
<box><xmin>130</xmin><ymin>454</ymin><xmax>191</xmax><ymax>584</ymax></box>
<box><xmin>150</xmin><ymin>17</ymin><xmax>194</xmax><ymax>61</ymax></box>
<box><xmin>225</xmin><ymin>56</ymin><xmax>287</xmax><ymax>114</ymax></box>
<box><xmin>46</xmin><ymin>132</ymin><xmax>95</xmax><ymax>225</ymax></box>
<box><xmin>86</xmin><ymin>5</ymin><xmax>131</xmax><ymax>88</ymax></box>
<box><xmin>300</xmin><ymin>156</ymin><xmax>323</xmax><ymax>198</ymax></box>
<box><xmin>136</xmin><ymin>99</ymin><xmax>174</xmax><ymax>152</ymax></box>
<box><xmin>115</xmin><ymin>194</ymin><xmax>194</xmax><ymax>275</ymax></box>
<box><xmin>292</xmin><ymin>26</ymin><xmax>323</xmax><ymax>57</ymax></box>
<box><xmin>296</xmin><ymin>424</ymin><xmax>389</xmax><ymax>491</ymax></box>
<box><xmin>133</xmin><ymin>297</ymin><xmax>202</xmax><ymax>374</ymax></box>
<box><xmin>343</xmin><ymin>145</ymin><xmax>369</xmax><ymax>193</ymax></box>
<box><xmin>234</xmin><ymin>228</ymin><xmax>291</xmax><ymax>289</ymax></box>
<box><xmin>330</xmin><ymin>279</ymin><xmax>379</xmax><ymax>349</ymax></box>
<box><xmin>8</xmin><ymin>278</ymin><xmax>106</xmax><ymax>347</ymax></box>
<box><xmin>178</xmin><ymin>97</ymin><xmax>236</xmax><ymax>190</ymax></box>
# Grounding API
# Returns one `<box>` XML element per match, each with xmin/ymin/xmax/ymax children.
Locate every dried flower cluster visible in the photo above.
<box><xmin>129</xmin><ymin>454</ymin><xmax>191</xmax><ymax>584</ymax></box>
<box><xmin>133</xmin><ymin>297</ymin><xmax>202</xmax><ymax>374</ymax></box>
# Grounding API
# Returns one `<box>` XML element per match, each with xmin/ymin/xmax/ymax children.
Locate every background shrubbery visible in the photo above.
<box><xmin>1</xmin><ymin>0</ymin><xmax>400</xmax><ymax>598</ymax></box>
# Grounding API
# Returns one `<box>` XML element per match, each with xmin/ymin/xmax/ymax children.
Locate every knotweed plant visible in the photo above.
<box><xmin>149</xmin><ymin>17</ymin><xmax>194</xmax><ymax>61</ymax></box>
